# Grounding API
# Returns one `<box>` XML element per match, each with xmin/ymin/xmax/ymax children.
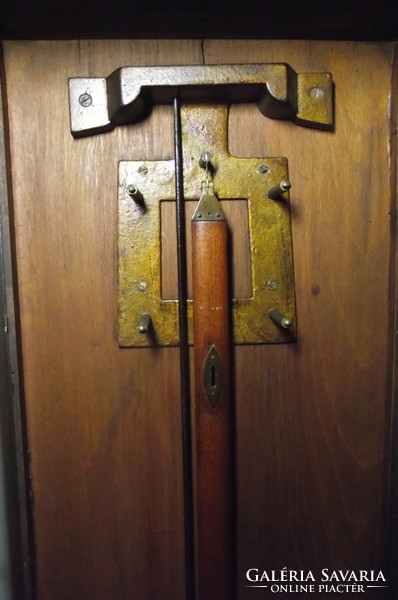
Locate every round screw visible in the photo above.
<box><xmin>78</xmin><ymin>93</ymin><xmax>92</xmax><ymax>107</ymax></box>
<box><xmin>138</xmin><ymin>165</ymin><xmax>148</xmax><ymax>176</ymax></box>
<box><xmin>138</xmin><ymin>282</ymin><xmax>148</xmax><ymax>291</ymax></box>
<box><xmin>310</xmin><ymin>87</ymin><xmax>325</xmax><ymax>100</ymax></box>
<box><xmin>267</xmin><ymin>278</ymin><xmax>278</xmax><ymax>290</ymax></box>
<box><xmin>258</xmin><ymin>164</ymin><xmax>269</xmax><ymax>174</ymax></box>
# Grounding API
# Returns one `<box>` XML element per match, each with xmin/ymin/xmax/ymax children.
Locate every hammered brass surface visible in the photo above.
<box><xmin>118</xmin><ymin>105</ymin><xmax>296</xmax><ymax>347</ymax></box>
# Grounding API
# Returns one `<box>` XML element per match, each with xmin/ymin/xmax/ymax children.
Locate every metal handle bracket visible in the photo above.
<box><xmin>69</xmin><ymin>63</ymin><xmax>333</xmax><ymax>137</ymax></box>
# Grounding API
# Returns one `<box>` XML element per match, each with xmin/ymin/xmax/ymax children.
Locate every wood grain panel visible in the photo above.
<box><xmin>204</xmin><ymin>40</ymin><xmax>395</xmax><ymax>598</ymax></box>
<box><xmin>3</xmin><ymin>40</ymin><xmax>203</xmax><ymax>600</ymax></box>
<box><xmin>2</xmin><ymin>39</ymin><xmax>395</xmax><ymax>600</ymax></box>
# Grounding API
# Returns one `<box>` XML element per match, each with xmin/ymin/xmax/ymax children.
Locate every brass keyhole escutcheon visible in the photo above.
<box><xmin>203</xmin><ymin>344</ymin><xmax>224</xmax><ymax>407</ymax></box>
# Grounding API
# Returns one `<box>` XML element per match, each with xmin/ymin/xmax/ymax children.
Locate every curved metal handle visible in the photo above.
<box><xmin>69</xmin><ymin>63</ymin><xmax>333</xmax><ymax>137</ymax></box>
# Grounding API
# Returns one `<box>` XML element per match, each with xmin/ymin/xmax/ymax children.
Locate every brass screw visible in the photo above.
<box><xmin>266</xmin><ymin>278</ymin><xmax>278</xmax><ymax>290</ymax></box>
<box><xmin>78</xmin><ymin>93</ymin><xmax>92</xmax><ymax>107</ymax></box>
<box><xmin>138</xmin><ymin>165</ymin><xmax>148</xmax><ymax>175</ymax></box>
<box><xmin>310</xmin><ymin>87</ymin><xmax>325</xmax><ymax>100</ymax></box>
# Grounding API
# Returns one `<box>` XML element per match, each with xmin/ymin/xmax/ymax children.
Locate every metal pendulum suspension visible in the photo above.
<box><xmin>173</xmin><ymin>96</ymin><xmax>195</xmax><ymax>599</ymax></box>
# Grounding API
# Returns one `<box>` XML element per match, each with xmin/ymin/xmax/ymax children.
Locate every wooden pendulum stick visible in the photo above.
<box><xmin>191</xmin><ymin>157</ymin><xmax>234</xmax><ymax>600</ymax></box>
<box><xmin>174</xmin><ymin>97</ymin><xmax>234</xmax><ymax>598</ymax></box>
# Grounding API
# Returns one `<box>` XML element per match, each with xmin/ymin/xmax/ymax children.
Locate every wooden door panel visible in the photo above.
<box><xmin>3</xmin><ymin>40</ymin><xmax>204</xmax><ymax>600</ymax></box>
<box><xmin>2</xmin><ymin>40</ymin><xmax>395</xmax><ymax>599</ymax></box>
<box><xmin>216</xmin><ymin>40</ymin><xmax>394</xmax><ymax>597</ymax></box>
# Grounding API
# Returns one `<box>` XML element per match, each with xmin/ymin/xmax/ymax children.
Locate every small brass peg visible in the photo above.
<box><xmin>268</xmin><ymin>180</ymin><xmax>291</xmax><ymax>199</ymax></box>
<box><xmin>128</xmin><ymin>184</ymin><xmax>145</xmax><ymax>207</ymax></box>
<box><xmin>268</xmin><ymin>309</ymin><xmax>293</xmax><ymax>329</ymax></box>
<box><xmin>199</xmin><ymin>151</ymin><xmax>213</xmax><ymax>170</ymax></box>
<box><xmin>137</xmin><ymin>313</ymin><xmax>152</xmax><ymax>334</ymax></box>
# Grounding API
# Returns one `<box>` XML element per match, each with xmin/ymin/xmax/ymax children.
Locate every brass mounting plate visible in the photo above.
<box><xmin>118</xmin><ymin>105</ymin><xmax>296</xmax><ymax>347</ymax></box>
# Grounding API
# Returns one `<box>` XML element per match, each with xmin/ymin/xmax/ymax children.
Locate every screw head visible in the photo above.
<box><xmin>258</xmin><ymin>164</ymin><xmax>270</xmax><ymax>174</ymax></box>
<box><xmin>267</xmin><ymin>278</ymin><xmax>278</xmax><ymax>290</ymax></box>
<box><xmin>138</xmin><ymin>165</ymin><xmax>148</xmax><ymax>176</ymax></box>
<box><xmin>310</xmin><ymin>87</ymin><xmax>325</xmax><ymax>100</ymax></box>
<box><xmin>78</xmin><ymin>93</ymin><xmax>92</xmax><ymax>107</ymax></box>
<box><xmin>138</xmin><ymin>282</ymin><xmax>148</xmax><ymax>291</ymax></box>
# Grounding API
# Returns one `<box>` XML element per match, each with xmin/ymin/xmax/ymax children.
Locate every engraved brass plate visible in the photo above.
<box><xmin>118</xmin><ymin>105</ymin><xmax>296</xmax><ymax>347</ymax></box>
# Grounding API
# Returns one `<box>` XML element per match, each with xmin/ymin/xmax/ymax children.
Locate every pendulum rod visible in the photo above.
<box><xmin>173</xmin><ymin>96</ymin><xmax>195</xmax><ymax>599</ymax></box>
<box><xmin>192</xmin><ymin>175</ymin><xmax>234</xmax><ymax>599</ymax></box>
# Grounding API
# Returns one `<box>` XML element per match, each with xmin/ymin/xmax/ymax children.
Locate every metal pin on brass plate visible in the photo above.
<box><xmin>268</xmin><ymin>309</ymin><xmax>293</xmax><ymax>329</ymax></box>
<box><xmin>137</xmin><ymin>313</ymin><xmax>152</xmax><ymax>334</ymax></box>
<box><xmin>199</xmin><ymin>151</ymin><xmax>214</xmax><ymax>173</ymax></box>
<box><xmin>268</xmin><ymin>180</ymin><xmax>291</xmax><ymax>199</ymax></box>
<box><xmin>128</xmin><ymin>185</ymin><xmax>145</xmax><ymax>207</ymax></box>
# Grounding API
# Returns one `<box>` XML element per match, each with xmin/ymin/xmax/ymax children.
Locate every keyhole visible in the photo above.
<box><xmin>210</xmin><ymin>365</ymin><xmax>216</xmax><ymax>388</ymax></box>
<box><xmin>203</xmin><ymin>344</ymin><xmax>223</xmax><ymax>406</ymax></box>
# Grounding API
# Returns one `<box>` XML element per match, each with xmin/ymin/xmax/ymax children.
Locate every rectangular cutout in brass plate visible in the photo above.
<box><xmin>161</xmin><ymin>199</ymin><xmax>252</xmax><ymax>301</ymax></box>
<box><xmin>118</xmin><ymin>105</ymin><xmax>296</xmax><ymax>347</ymax></box>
